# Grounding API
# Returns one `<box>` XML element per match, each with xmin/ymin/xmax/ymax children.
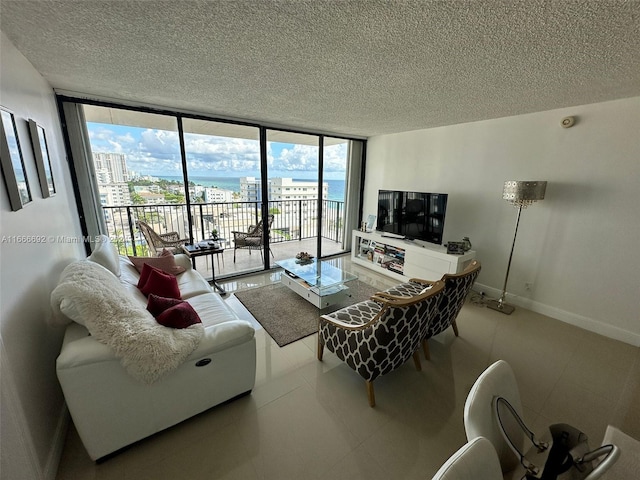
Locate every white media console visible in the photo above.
<box><xmin>351</xmin><ymin>229</ymin><xmax>476</xmax><ymax>282</ymax></box>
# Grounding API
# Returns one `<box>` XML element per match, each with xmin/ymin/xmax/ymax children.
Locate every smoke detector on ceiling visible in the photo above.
<box><xmin>561</xmin><ymin>116</ymin><xmax>576</xmax><ymax>128</ymax></box>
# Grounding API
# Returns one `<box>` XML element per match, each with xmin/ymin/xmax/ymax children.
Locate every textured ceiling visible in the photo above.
<box><xmin>1</xmin><ymin>1</ymin><xmax>639</xmax><ymax>137</ymax></box>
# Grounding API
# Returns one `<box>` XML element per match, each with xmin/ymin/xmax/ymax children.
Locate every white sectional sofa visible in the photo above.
<box><xmin>52</xmin><ymin>236</ymin><xmax>256</xmax><ymax>461</ymax></box>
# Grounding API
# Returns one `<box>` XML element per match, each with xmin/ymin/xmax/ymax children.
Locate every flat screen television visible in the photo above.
<box><xmin>376</xmin><ymin>190</ymin><xmax>448</xmax><ymax>245</ymax></box>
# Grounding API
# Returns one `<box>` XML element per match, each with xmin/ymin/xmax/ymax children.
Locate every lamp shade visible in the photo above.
<box><xmin>502</xmin><ymin>181</ymin><xmax>547</xmax><ymax>208</ymax></box>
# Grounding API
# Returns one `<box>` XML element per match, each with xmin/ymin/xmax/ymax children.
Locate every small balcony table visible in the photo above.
<box><xmin>182</xmin><ymin>240</ymin><xmax>226</xmax><ymax>295</ymax></box>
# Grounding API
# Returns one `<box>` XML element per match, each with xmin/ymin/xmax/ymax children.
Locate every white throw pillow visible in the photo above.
<box><xmin>87</xmin><ymin>234</ymin><xmax>121</xmax><ymax>277</ymax></box>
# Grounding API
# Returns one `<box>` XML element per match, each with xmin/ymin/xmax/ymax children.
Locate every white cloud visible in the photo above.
<box><xmin>87</xmin><ymin>122</ymin><xmax>349</xmax><ymax>178</ymax></box>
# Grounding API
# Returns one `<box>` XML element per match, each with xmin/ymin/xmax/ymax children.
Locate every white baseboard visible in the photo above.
<box><xmin>473</xmin><ymin>283</ymin><xmax>640</xmax><ymax>347</ymax></box>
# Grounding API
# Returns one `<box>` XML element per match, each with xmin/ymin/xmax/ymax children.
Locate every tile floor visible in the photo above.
<box><xmin>55</xmin><ymin>256</ymin><xmax>640</xmax><ymax>480</ymax></box>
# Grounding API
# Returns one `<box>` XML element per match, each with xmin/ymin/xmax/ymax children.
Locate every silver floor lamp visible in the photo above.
<box><xmin>487</xmin><ymin>180</ymin><xmax>547</xmax><ymax>315</ymax></box>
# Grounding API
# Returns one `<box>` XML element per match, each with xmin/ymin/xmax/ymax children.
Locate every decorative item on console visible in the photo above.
<box><xmin>446</xmin><ymin>241</ymin><xmax>466</xmax><ymax>255</ymax></box>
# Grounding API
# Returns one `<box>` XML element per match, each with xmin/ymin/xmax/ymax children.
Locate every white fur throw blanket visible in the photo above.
<box><xmin>51</xmin><ymin>260</ymin><xmax>204</xmax><ymax>384</ymax></box>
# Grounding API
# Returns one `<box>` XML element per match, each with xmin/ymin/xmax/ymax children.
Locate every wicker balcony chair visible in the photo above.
<box><xmin>383</xmin><ymin>260</ymin><xmax>481</xmax><ymax>360</ymax></box>
<box><xmin>231</xmin><ymin>214</ymin><xmax>274</xmax><ymax>262</ymax></box>
<box><xmin>317</xmin><ymin>280</ymin><xmax>445</xmax><ymax>407</ymax></box>
<box><xmin>136</xmin><ymin>220</ymin><xmax>189</xmax><ymax>257</ymax></box>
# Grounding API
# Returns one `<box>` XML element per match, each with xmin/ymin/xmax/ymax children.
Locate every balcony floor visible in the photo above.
<box><xmin>188</xmin><ymin>237</ymin><xmax>346</xmax><ymax>280</ymax></box>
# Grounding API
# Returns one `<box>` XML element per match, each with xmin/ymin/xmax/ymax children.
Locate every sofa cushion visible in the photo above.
<box><xmin>139</xmin><ymin>268</ymin><xmax>181</xmax><ymax>299</ymax></box>
<box><xmin>88</xmin><ymin>235</ymin><xmax>121</xmax><ymax>277</ymax></box>
<box><xmin>185</xmin><ymin>292</ymin><xmax>240</xmax><ymax>328</ymax></box>
<box><xmin>128</xmin><ymin>251</ymin><xmax>186</xmax><ymax>276</ymax></box>
<box><xmin>146</xmin><ymin>294</ymin><xmax>184</xmax><ymax>317</ymax></box>
<box><xmin>175</xmin><ymin>271</ymin><xmax>213</xmax><ymax>299</ymax></box>
<box><xmin>156</xmin><ymin>302</ymin><xmax>202</xmax><ymax>329</ymax></box>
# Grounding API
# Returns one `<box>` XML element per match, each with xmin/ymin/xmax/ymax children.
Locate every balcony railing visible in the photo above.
<box><xmin>102</xmin><ymin>199</ymin><xmax>344</xmax><ymax>257</ymax></box>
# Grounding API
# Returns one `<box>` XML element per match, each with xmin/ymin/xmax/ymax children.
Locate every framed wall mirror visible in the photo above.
<box><xmin>0</xmin><ymin>106</ymin><xmax>31</xmax><ymax>210</ymax></box>
<box><xmin>28</xmin><ymin>119</ymin><xmax>56</xmax><ymax>197</ymax></box>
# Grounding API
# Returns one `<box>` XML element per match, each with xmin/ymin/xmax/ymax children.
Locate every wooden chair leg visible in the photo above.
<box><xmin>366</xmin><ymin>380</ymin><xmax>376</xmax><ymax>407</ymax></box>
<box><xmin>317</xmin><ymin>336</ymin><xmax>324</xmax><ymax>361</ymax></box>
<box><xmin>452</xmin><ymin>320</ymin><xmax>459</xmax><ymax>337</ymax></box>
<box><xmin>412</xmin><ymin>351</ymin><xmax>422</xmax><ymax>371</ymax></box>
<box><xmin>422</xmin><ymin>339</ymin><xmax>431</xmax><ymax>360</ymax></box>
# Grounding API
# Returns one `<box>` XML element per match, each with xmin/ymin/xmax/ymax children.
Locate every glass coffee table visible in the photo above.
<box><xmin>276</xmin><ymin>257</ymin><xmax>358</xmax><ymax>309</ymax></box>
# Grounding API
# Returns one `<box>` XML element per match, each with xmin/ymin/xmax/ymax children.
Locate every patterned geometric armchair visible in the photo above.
<box><xmin>231</xmin><ymin>214</ymin><xmax>274</xmax><ymax>262</ymax></box>
<box><xmin>317</xmin><ymin>280</ymin><xmax>445</xmax><ymax>407</ymax></box>
<box><xmin>382</xmin><ymin>260</ymin><xmax>481</xmax><ymax>360</ymax></box>
<box><xmin>136</xmin><ymin>220</ymin><xmax>189</xmax><ymax>257</ymax></box>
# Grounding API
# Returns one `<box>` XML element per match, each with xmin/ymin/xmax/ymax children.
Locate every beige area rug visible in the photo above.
<box><xmin>234</xmin><ymin>280</ymin><xmax>379</xmax><ymax>347</ymax></box>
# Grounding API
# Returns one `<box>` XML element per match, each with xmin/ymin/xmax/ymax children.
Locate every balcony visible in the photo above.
<box><xmin>103</xmin><ymin>199</ymin><xmax>346</xmax><ymax>278</ymax></box>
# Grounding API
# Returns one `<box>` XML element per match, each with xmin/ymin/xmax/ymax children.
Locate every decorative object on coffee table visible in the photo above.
<box><xmin>295</xmin><ymin>251</ymin><xmax>313</xmax><ymax>263</ymax></box>
<box><xmin>487</xmin><ymin>181</ymin><xmax>547</xmax><ymax>315</ymax></box>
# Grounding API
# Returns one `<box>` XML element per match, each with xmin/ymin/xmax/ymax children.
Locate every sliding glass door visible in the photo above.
<box><xmin>266</xmin><ymin>130</ymin><xmax>320</xmax><ymax>263</ymax></box>
<box><xmin>182</xmin><ymin>118</ymin><xmax>262</xmax><ymax>276</ymax></box>
<box><xmin>322</xmin><ymin>137</ymin><xmax>350</xmax><ymax>256</ymax></box>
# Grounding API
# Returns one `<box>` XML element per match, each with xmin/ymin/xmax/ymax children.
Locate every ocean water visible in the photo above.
<box><xmin>161</xmin><ymin>176</ymin><xmax>346</xmax><ymax>201</ymax></box>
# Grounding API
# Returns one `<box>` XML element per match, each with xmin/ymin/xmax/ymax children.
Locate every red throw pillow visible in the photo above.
<box><xmin>146</xmin><ymin>293</ymin><xmax>184</xmax><ymax>317</ymax></box>
<box><xmin>140</xmin><ymin>268</ymin><xmax>181</xmax><ymax>299</ymax></box>
<box><xmin>128</xmin><ymin>253</ymin><xmax>186</xmax><ymax>276</ymax></box>
<box><xmin>155</xmin><ymin>302</ymin><xmax>202</xmax><ymax>329</ymax></box>
<box><xmin>137</xmin><ymin>262</ymin><xmax>162</xmax><ymax>290</ymax></box>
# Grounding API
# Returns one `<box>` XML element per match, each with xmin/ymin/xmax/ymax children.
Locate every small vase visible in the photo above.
<box><xmin>462</xmin><ymin>237</ymin><xmax>472</xmax><ymax>251</ymax></box>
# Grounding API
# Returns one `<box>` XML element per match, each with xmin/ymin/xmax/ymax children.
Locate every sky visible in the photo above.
<box><xmin>86</xmin><ymin>122</ymin><xmax>349</xmax><ymax>180</ymax></box>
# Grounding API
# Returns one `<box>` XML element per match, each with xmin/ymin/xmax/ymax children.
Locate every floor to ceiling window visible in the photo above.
<box><xmin>60</xmin><ymin>97</ymin><xmax>364</xmax><ymax>279</ymax></box>
<box><xmin>83</xmin><ymin>105</ymin><xmax>184</xmax><ymax>256</ymax></box>
<box><xmin>182</xmin><ymin>118</ymin><xmax>263</xmax><ymax>276</ymax></box>
<box><xmin>322</xmin><ymin>137</ymin><xmax>350</xmax><ymax>255</ymax></box>
<box><xmin>266</xmin><ymin>130</ymin><xmax>320</xmax><ymax>263</ymax></box>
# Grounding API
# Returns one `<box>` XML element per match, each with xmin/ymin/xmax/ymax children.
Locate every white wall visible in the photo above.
<box><xmin>365</xmin><ymin>97</ymin><xmax>640</xmax><ymax>346</ymax></box>
<box><xmin>0</xmin><ymin>32</ymin><xmax>85</xmax><ymax>480</ymax></box>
